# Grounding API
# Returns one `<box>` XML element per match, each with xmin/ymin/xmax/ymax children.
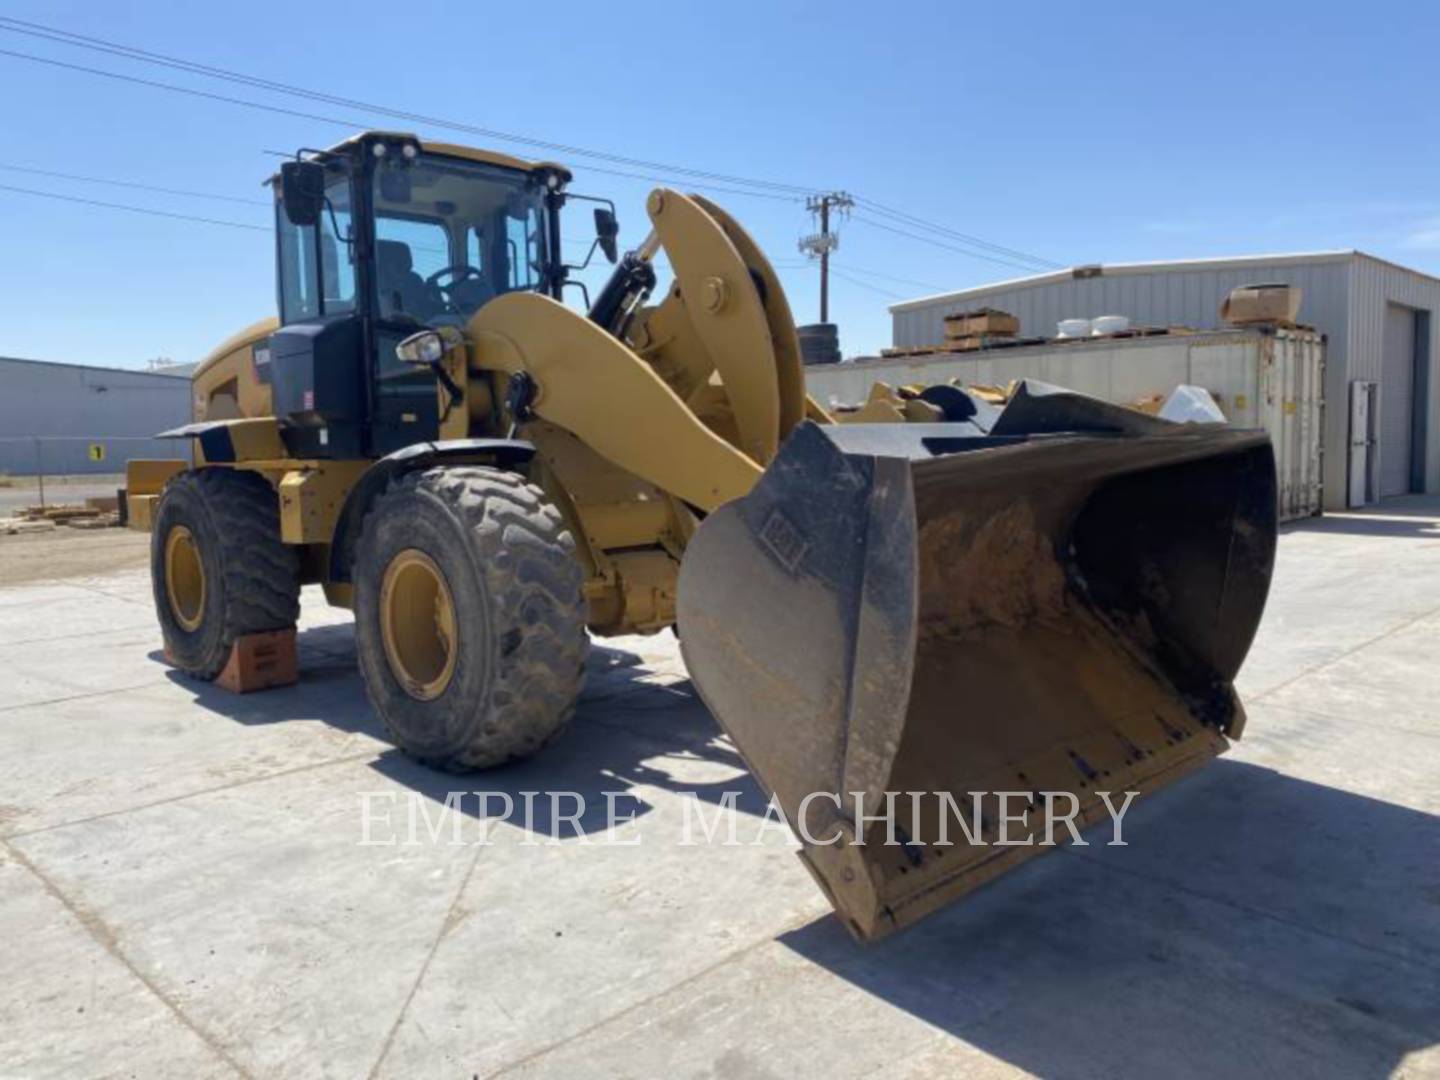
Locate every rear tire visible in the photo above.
<box><xmin>151</xmin><ymin>469</ymin><xmax>301</xmax><ymax>678</ymax></box>
<box><xmin>354</xmin><ymin>466</ymin><xmax>589</xmax><ymax>771</ymax></box>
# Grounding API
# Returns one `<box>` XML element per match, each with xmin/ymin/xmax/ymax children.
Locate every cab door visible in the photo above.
<box><xmin>369</xmin><ymin>215</ymin><xmax>446</xmax><ymax>455</ymax></box>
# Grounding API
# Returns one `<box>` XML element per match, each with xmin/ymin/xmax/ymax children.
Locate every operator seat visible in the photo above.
<box><xmin>376</xmin><ymin>240</ymin><xmax>442</xmax><ymax>322</ymax></box>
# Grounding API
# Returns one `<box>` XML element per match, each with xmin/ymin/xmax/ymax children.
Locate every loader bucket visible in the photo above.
<box><xmin>677</xmin><ymin>381</ymin><xmax>1277</xmax><ymax>941</ymax></box>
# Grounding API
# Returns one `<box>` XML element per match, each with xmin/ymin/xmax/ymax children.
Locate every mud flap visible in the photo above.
<box><xmin>677</xmin><ymin>382</ymin><xmax>1277</xmax><ymax>941</ymax></box>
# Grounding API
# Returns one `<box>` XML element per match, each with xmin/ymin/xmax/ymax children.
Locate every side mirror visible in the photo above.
<box><xmin>280</xmin><ymin>160</ymin><xmax>325</xmax><ymax>227</ymax></box>
<box><xmin>594</xmin><ymin>207</ymin><xmax>619</xmax><ymax>265</ymax></box>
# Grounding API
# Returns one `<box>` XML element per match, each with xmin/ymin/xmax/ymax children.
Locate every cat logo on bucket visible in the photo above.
<box><xmin>87</xmin><ymin>443</ymin><xmax>106</xmax><ymax>463</ymax></box>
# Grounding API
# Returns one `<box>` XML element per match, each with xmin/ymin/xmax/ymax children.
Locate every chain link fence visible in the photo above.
<box><xmin>0</xmin><ymin>436</ymin><xmax>191</xmax><ymax>509</ymax></box>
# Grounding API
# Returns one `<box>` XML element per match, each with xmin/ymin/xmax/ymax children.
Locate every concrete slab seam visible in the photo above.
<box><xmin>1250</xmin><ymin>600</ymin><xmax>1440</xmax><ymax>707</ymax></box>
<box><xmin>3</xmin><ymin>749</ymin><xmax>383</xmax><ymax>842</ymax></box>
<box><xmin>0</xmin><ymin>682</ymin><xmax>163</xmax><ymax>716</ymax></box>
<box><xmin>364</xmin><ymin>841</ymin><xmax>488</xmax><ymax>1079</ymax></box>
<box><xmin>0</xmin><ymin>837</ymin><xmax>254</xmax><ymax>1079</ymax></box>
<box><xmin>480</xmin><ymin>911</ymin><xmax>825</xmax><ymax>1080</ymax></box>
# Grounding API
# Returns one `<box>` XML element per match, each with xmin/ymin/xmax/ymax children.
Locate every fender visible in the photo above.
<box><xmin>327</xmin><ymin>438</ymin><xmax>535</xmax><ymax>582</ymax></box>
<box><xmin>157</xmin><ymin>418</ymin><xmax>287</xmax><ymax>464</ymax></box>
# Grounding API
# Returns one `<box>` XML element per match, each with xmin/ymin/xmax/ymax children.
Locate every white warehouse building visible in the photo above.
<box><xmin>888</xmin><ymin>251</ymin><xmax>1438</xmax><ymax>511</ymax></box>
<box><xmin>0</xmin><ymin>356</ymin><xmax>192</xmax><ymax>476</ymax></box>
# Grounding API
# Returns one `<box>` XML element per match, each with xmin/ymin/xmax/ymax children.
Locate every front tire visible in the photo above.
<box><xmin>151</xmin><ymin>469</ymin><xmax>301</xmax><ymax>678</ymax></box>
<box><xmin>354</xmin><ymin>466</ymin><xmax>589</xmax><ymax>771</ymax></box>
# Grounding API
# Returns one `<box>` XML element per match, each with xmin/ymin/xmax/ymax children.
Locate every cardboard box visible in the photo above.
<box><xmin>943</xmin><ymin>308</ymin><xmax>1019</xmax><ymax>339</ymax></box>
<box><xmin>1221</xmin><ymin>284</ymin><xmax>1302</xmax><ymax>326</ymax></box>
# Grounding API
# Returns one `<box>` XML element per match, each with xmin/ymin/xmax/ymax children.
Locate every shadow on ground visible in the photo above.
<box><xmin>1282</xmin><ymin>495</ymin><xmax>1440</xmax><ymax>540</ymax></box>
<box><xmin>1283</xmin><ymin>514</ymin><xmax>1440</xmax><ymax>539</ymax></box>
<box><xmin>780</xmin><ymin>760</ymin><xmax>1440</xmax><ymax>1079</ymax></box>
<box><xmin>159</xmin><ymin>622</ymin><xmax>769</xmax><ymax>836</ymax></box>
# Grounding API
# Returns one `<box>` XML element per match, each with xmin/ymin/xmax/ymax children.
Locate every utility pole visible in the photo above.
<box><xmin>799</xmin><ymin>192</ymin><xmax>853</xmax><ymax>323</ymax></box>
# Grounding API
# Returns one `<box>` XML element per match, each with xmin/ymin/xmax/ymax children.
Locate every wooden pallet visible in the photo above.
<box><xmin>20</xmin><ymin>504</ymin><xmax>100</xmax><ymax>522</ymax></box>
<box><xmin>943</xmin><ymin>307</ymin><xmax>1020</xmax><ymax>338</ymax></box>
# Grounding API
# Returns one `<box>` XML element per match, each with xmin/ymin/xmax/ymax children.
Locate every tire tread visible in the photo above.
<box><xmin>357</xmin><ymin>465</ymin><xmax>588</xmax><ymax>770</ymax></box>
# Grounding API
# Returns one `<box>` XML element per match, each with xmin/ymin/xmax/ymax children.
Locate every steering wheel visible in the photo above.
<box><xmin>426</xmin><ymin>264</ymin><xmax>485</xmax><ymax>296</ymax></box>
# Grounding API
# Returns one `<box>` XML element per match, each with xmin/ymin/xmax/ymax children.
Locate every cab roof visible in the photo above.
<box><xmin>297</xmin><ymin>131</ymin><xmax>570</xmax><ymax>180</ymax></box>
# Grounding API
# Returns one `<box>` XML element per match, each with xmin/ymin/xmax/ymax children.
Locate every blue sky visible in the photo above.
<box><xmin>2</xmin><ymin>1</ymin><xmax>1438</xmax><ymax>368</ymax></box>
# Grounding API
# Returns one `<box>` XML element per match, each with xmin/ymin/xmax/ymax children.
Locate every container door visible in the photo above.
<box><xmin>1349</xmin><ymin>380</ymin><xmax>1377</xmax><ymax>508</ymax></box>
<box><xmin>1300</xmin><ymin>335</ymin><xmax>1324</xmax><ymax>517</ymax></box>
<box><xmin>1282</xmin><ymin>333</ymin><xmax>1324</xmax><ymax>520</ymax></box>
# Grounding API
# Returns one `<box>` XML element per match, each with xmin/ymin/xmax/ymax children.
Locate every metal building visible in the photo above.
<box><xmin>0</xmin><ymin>356</ymin><xmax>192</xmax><ymax>476</ymax></box>
<box><xmin>888</xmin><ymin>251</ymin><xmax>1439</xmax><ymax>510</ymax></box>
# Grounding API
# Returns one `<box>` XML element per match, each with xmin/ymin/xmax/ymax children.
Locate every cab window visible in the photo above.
<box><xmin>276</xmin><ymin>212</ymin><xmax>318</xmax><ymax>323</ymax></box>
<box><xmin>370</xmin><ymin>151</ymin><xmax>548</xmax><ymax>328</ymax></box>
<box><xmin>506</xmin><ymin>213</ymin><xmax>543</xmax><ymax>290</ymax></box>
<box><xmin>276</xmin><ymin>167</ymin><xmax>355</xmax><ymax>323</ymax></box>
<box><xmin>319</xmin><ymin>173</ymin><xmax>356</xmax><ymax>315</ymax></box>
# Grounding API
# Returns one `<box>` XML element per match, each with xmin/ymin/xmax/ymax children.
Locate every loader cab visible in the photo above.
<box><xmin>268</xmin><ymin>133</ymin><xmax>567</xmax><ymax>458</ymax></box>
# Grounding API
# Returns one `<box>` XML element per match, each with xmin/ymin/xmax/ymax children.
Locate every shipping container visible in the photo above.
<box><xmin>884</xmin><ymin>250</ymin><xmax>1440</xmax><ymax>510</ymax></box>
<box><xmin>805</xmin><ymin>327</ymin><xmax>1325</xmax><ymax>521</ymax></box>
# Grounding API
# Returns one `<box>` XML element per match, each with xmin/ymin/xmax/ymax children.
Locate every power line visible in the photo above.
<box><xmin>0</xmin><ymin>182</ymin><xmax>268</xmax><ymax>231</ymax></box>
<box><xmin>850</xmin><ymin>213</ymin><xmax>1057</xmax><ymax>274</ymax></box>
<box><xmin>0</xmin><ymin>16</ymin><xmax>1063</xmax><ymax>268</ymax></box>
<box><xmin>0</xmin><ymin>162</ymin><xmax>710</xmax><ymax>273</ymax></box>
<box><xmin>0</xmin><ymin>46</ymin><xmax>374</xmax><ymax>135</ymax></box>
<box><xmin>0</xmin><ymin>14</ymin><xmax>1064</xmax><ymax>283</ymax></box>
<box><xmin>0</xmin><ymin>44</ymin><xmax>802</xmax><ymax>206</ymax></box>
<box><xmin>0</xmin><ymin>17</ymin><xmax>817</xmax><ymax>197</ymax></box>
<box><xmin>0</xmin><ymin>163</ymin><xmax>992</xmax><ymax>300</ymax></box>
<box><xmin>824</xmin><ymin>262</ymin><xmax>946</xmax><ymax>292</ymax></box>
<box><xmin>827</xmin><ymin>266</ymin><xmax>906</xmax><ymax>300</ymax></box>
<box><xmin>0</xmin><ymin>175</ymin><xmax>713</xmax><ymax>277</ymax></box>
<box><xmin>0</xmin><ymin>162</ymin><xmax>271</xmax><ymax>206</ymax></box>
<box><xmin>856</xmin><ymin>197</ymin><xmax>1063</xmax><ymax>270</ymax></box>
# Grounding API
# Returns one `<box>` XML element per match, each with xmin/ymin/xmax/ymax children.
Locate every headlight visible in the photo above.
<box><xmin>395</xmin><ymin>330</ymin><xmax>445</xmax><ymax>365</ymax></box>
<box><xmin>395</xmin><ymin>325</ymin><xmax>465</xmax><ymax>365</ymax></box>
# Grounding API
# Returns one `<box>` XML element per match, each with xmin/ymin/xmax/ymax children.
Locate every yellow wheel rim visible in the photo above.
<box><xmin>379</xmin><ymin>549</ymin><xmax>459</xmax><ymax>701</ymax></box>
<box><xmin>164</xmin><ymin>525</ymin><xmax>206</xmax><ymax>632</ymax></box>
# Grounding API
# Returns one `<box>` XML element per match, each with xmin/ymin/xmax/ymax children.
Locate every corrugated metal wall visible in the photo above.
<box><xmin>1346</xmin><ymin>258</ymin><xmax>1440</xmax><ymax>499</ymax></box>
<box><xmin>889</xmin><ymin>253</ymin><xmax>1440</xmax><ymax>509</ymax></box>
<box><xmin>0</xmin><ymin>358</ymin><xmax>192</xmax><ymax>476</ymax></box>
<box><xmin>891</xmin><ymin>257</ymin><xmax>1352</xmax><ymax>349</ymax></box>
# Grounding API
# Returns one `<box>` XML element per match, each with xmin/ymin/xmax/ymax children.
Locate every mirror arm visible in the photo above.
<box><xmin>432</xmin><ymin>361</ymin><xmax>463</xmax><ymax>423</ymax></box>
<box><xmin>564</xmin><ymin>192</ymin><xmax>618</xmax><ymax>215</ymax></box>
<box><xmin>561</xmin><ymin>278</ymin><xmax>592</xmax><ymax>309</ymax></box>
<box><xmin>322</xmin><ymin>197</ymin><xmax>353</xmax><ymax>246</ymax></box>
<box><xmin>563</xmin><ymin>238</ymin><xmax>602</xmax><ymax>273</ymax></box>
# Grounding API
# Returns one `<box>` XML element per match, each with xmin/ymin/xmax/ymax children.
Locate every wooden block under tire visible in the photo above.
<box><xmin>195</xmin><ymin>629</ymin><xmax>298</xmax><ymax>694</ymax></box>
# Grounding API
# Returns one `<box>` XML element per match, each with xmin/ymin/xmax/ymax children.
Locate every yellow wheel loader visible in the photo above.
<box><xmin>127</xmin><ymin>131</ymin><xmax>1278</xmax><ymax>938</ymax></box>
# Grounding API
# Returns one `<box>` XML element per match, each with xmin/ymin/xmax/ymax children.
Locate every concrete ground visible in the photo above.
<box><xmin>1</xmin><ymin>499</ymin><xmax>1438</xmax><ymax>1079</ymax></box>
